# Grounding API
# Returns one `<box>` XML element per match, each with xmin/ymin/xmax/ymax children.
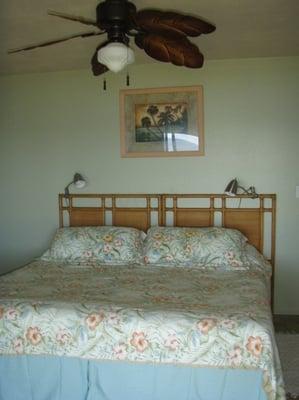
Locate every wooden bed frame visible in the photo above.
<box><xmin>59</xmin><ymin>193</ymin><xmax>276</xmax><ymax>306</ymax></box>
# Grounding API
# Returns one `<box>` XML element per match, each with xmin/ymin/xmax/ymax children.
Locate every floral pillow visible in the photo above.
<box><xmin>41</xmin><ymin>226</ymin><xmax>144</xmax><ymax>265</ymax></box>
<box><xmin>241</xmin><ymin>243</ymin><xmax>272</xmax><ymax>275</ymax></box>
<box><xmin>143</xmin><ymin>226</ymin><xmax>248</xmax><ymax>268</ymax></box>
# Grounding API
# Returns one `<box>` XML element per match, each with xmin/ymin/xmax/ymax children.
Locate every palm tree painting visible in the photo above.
<box><xmin>120</xmin><ymin>86</ymin><xmax>203</xmax><ymax>156</ymax></box>
<box><xmin>135</xmin><ymin>103</ymin><xmax>188</xmax><ymax>148</ymax></box>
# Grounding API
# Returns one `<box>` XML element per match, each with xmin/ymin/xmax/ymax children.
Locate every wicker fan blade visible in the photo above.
<box><xmin>48</xmin><ymin>10</ymin><xmax>97</xmax><ymax>27</ymax></box>
<box><xmin>91</xmin><ymin>45</ymin><xmax>109</xmax><ymax>76</ymax></box>
<box><xmin>135</xmin><ymin>32</ymin><xmax>203</xmax><ymax>68</ymax></box>
<box><xmin>8</xmin><ymin>31</ymin><xmax>104</xmax><ymax>54</ymax></box>
<box><xmin>135</xmin><ymin>10</ymin><xmax>215</xmax><ymax>37</ymax></box>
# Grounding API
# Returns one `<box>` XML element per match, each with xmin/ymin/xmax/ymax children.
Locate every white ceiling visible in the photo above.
<box><xmin>0</xmin><ymin>0</ymin><xmax>298</xmax><ymax>76</ymax></box>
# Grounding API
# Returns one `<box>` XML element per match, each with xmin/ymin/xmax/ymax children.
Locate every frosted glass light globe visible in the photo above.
<box><xmin>97</xmin><ymin>42</ymin><xmax>134</xmax><ymax>73</ymax></box>
<box><xmin>74</xmin><ymin>180</ymin><xmax>86</xmax><ymax>189</ymax></box>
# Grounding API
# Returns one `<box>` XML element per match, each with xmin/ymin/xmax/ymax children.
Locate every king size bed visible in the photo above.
<box><xmin>0</xmin><ymin>193</ymin><xmax>285</xmax><ymax>400</ymax></box>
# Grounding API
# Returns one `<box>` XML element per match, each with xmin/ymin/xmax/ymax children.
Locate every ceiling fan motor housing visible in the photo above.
<box><xmin>97</xmin><ymin>0</ymin><xmax>137</xmax><ymax>43</ymax></box>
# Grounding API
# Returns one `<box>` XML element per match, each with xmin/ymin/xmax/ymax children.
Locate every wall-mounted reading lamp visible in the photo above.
<box><xmin>224</xmin><ymin>178</ymin><xmax>258</xmax><ymax>199</ymax></box>
<box><xmin>64</xmin><ymin>173</ymin><xmax>86</xmax><ymax>196</ymax></box>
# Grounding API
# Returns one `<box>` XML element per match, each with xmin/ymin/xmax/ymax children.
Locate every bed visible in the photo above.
<box><xmin>0</xmin><ymin>193</ymin><xmax>285</xmax><ymax>400</ymax></box>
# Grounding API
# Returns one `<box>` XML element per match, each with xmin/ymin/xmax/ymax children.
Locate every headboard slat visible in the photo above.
<box><xmin>69</xmin><ymin>208</ymin><xmax>104</xmax><ymax>227</ymax></box>
<box><xmin>174</xmin><ymin>209</ymin><xmax>213</xmax><ymax>227</ymax></box>
<box><xmin>113</xmin><ymin>209</ymin><xmax>150</xmax><ymax>232</ymax></box>
<box><xmin>223</xmin><ymin>209</ymin><xmax>262</xmax><ymax>251</ymax></box>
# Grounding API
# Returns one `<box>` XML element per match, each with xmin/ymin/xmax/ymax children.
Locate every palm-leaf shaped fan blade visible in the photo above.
<box><xmin>134</xmin><ymin>10</ymin><xmax>216</xmax><ymax>37</ymax></box>
<box><xmin>47</xmin><ymin>10</ymin><xmax>98</xmax><ymax>27</ymax></box>
<box><xmin>8</xmin><ymin>31</ymin><xmax>104</xmax><ymax>54</ymax></box>
<box><xmin>135</xmin><ymin>32</ymin><xmax>204</xmax><ymax>68</ymax></box>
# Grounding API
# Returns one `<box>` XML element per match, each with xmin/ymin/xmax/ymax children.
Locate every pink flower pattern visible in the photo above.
<box><xmin>228</xmin><ymin>345</ymin><xmax>242</xmax><ymax>365</ymax></box>
<box><xmin>26</xmin><ymin>327</ymin><xmax>42</xmax><ymax>345</ymax></box>
<box><xmin>13</xmin><ymin>338</ymin><xmax>24</xmax><ymax>354</ymax></box>
<box><xmin>197</xmin><ymin>318</ymin><xmax>217</xmax><ymax>334</ymax></box>
<box><xmin>246</xmin><ymin>336</ymin><xmax>263</xmax><ymax>357</ymax></box>
<box><xmin>164</xmin><ymin>334</ymin><xmax>180</xmax><ymax>351</ymax></box>
<box><xmin>130</xmin><ymin>332</ymin><xmax>149</xmax><ymax>352</ymax></box>
<box><xmin>103</xmin><ymin>244</ymin><xmax>113</xmax><ymax>254</ymax></box>
<box><xmin>114</xmin><ymin>343</ymin><xmax>127</xmax><ymax>360</ymax></box>
<box><xmin>85</xmin><ymin>312</ymin><xmax>104</xmax><ymax>330</ymax></box>
<box><xmin>6</xmin><ymin>308</ymin><xmax>19</xmax><ymax>320</ymax></box>
<box><xmin>56</xmin><ymin>329</ymin><xmax>72</xmax><ymax>345</ymax></box>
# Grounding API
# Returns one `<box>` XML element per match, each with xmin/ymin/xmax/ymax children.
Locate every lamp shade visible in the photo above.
<box><xmin>97</xmin><ymin>42</ymin><xmax>134</xmax><ymax>73</ymax></box>
<box><xmin>64</xmin><ymin>172</ymin><xmax>86</xmax><ymax>196</ymax></box>
<box><xmin>224</xmin><ymin>178</ymin><xmax>238</xmax><ymax>196</ymax></box>
<box><xmin>73</xmin><ymin>173</ymin><xmax>86</xmax><ymax>189</ymax></box>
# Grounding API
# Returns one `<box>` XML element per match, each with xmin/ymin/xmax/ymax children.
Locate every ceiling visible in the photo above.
<box><xmin>0</xmin><ymin>0</ymin><xmax>298</xmax><ymax>76</ymax></box>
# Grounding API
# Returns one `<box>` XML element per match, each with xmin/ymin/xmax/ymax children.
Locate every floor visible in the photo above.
<box><xmin>274</xmin><ymin>315</ymin><xmax>299</xmax><ymax>400</ymax></box>
<box><xmin>274</xmin><ymin>315</ymin><xmax>299</xmax><ymax>333</ymax></box>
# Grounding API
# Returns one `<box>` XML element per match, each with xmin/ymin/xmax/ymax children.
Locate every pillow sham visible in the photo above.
<box><xmin>41</xmin><ymin>226</ymin><xmax>144</xmax><ymax>265</ymax></box>
<box><xmin>143</xmin><ymin>226</ymin><xmax>248</xmax><ymax>268</ymax></box>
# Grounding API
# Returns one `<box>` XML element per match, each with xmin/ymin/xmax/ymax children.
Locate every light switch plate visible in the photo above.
<box><xmin>296</xmin><ymin>186</ymin><xmax>299</xmax><ymax>198</ymax></box>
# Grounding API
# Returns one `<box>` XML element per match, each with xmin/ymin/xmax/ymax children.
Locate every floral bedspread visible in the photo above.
<box><xmin>0</xmin><ymin>260</ymin><xmax>285</xmax><ymax>399</ymax></box>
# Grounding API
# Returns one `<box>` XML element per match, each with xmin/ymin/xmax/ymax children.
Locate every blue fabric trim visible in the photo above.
<box><xmin>0</xmin><ymin>355</ymin><xmax>267</xmax><ymax>400</ymax></box>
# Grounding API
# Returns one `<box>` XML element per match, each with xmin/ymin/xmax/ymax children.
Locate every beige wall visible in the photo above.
<box><xmin>0</xmin><ymin>56</ymin><xmax>298</xmax><ymax>314</ymax></box>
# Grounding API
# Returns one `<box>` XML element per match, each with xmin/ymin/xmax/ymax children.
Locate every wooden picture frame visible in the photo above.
<box><xmin>120</xmin><ymin>86</ymin><xmax>204</xmax><ymax>157</ymax></box>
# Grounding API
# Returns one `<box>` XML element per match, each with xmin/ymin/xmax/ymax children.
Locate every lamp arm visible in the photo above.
<box><xmin>238</xmin><ymin>185</ymin><xmax>258</xmax><ymax>198</ymax></box>
<box><xmin>238</xmin><ymin>185</ymin><xmax>248</xmax><ymax>194</ymax></box>
<box><xmin>64</xmin><ymin>180</ymin><xmax>74</xmax><ymax>196</ymax></box>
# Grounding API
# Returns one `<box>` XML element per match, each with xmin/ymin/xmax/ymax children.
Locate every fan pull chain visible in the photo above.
<box><xmin>103</xmin><ymin>77</ymin><xmax>107</xmax><ymax>91</ymax></box>
<box><xmin>126</xmin><ymin>46</ymin><xmax>130</xmax><ymax>87</ymax></box>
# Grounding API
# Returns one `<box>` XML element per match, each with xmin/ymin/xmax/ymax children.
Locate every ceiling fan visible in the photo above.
<box><xmin>8</xmin><ymin>0</ymin><xmax>216</xmax><ymax>76</ymax></box>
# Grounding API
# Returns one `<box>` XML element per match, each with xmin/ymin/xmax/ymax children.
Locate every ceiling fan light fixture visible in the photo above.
<box><xmin>97</xmin><ymin>42</ymin><xmax>134</xmax><ymax>73</ymax></box>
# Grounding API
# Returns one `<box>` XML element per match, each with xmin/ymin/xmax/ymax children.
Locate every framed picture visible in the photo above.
<box><xmin>120</xmin><ymin>86</ymin><xmax>204</xmax><ymax>157</ymax></box>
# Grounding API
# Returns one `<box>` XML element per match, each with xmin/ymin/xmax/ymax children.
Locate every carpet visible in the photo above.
<box><xmin>276</xmin><ymin>333</ymin><xmax>299</xmax><ymax>400</ymax></box>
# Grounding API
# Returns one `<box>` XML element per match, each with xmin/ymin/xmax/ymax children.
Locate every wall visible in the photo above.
<box><xmin>0</xmin><ymin>57</ymin><xmax>298</xmax><ymax>314</ymax></box>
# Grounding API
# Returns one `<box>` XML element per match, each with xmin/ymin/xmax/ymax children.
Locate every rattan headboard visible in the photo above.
<box><xmin>59</xmin><ymin>193</ymin><xmax>276</xmax><ymax>308</ymax></box>
<box><xmin>59</xmin><ymin>193</ymin><xmax>276</xmax><ymax>263</ymax></box>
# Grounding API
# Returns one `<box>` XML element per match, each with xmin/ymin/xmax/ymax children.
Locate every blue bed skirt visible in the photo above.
<box><xmin>0</xmin><ymin>355</ymin><xmax>267</xmax><ymax>400</ymax></box>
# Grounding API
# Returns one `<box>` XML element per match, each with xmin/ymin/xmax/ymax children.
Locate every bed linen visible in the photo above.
<box><xmin>0</xmin><ymin>355</ymin><xmax>267</xmax><ymax>400</ymax></box>
<box><xmin>0</xmin><ymin>258</ymin><xmax>285</xmax><ymax>400</ymax></box>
